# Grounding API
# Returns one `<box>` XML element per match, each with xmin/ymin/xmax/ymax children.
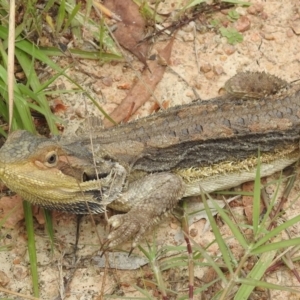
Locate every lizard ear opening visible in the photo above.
<box><xmin>45</xmin><ymin>151</ymin><xmax>58</xmax><ymax>167</ymax></box>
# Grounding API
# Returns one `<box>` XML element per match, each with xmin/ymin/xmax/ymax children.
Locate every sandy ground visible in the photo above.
<box><xmin>1</xmin><ymin>0</ymin><xmax>300</xmax><ymax>299</ymax></box>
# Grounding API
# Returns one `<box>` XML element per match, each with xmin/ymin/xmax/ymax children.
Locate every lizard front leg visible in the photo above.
<box><xmin>106</xmin><ymin>172</ymin><xmax>185</xmax><ymax>248</ymax></box>
<box><xmin>99</xmin><ymin>162</ymin><xmax>128</xmax><ymax>206</ymax></box>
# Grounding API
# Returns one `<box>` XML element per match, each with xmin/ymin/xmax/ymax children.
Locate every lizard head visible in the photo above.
<box><xmin>0</xmin><ymin>130</ymin><xmax>105</xmax><ymax>213</ymax></box>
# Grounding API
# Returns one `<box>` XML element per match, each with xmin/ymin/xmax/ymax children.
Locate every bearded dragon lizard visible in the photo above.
<box><xmin>0</xmin><ymin>72</ymin><xmax>300</xmax><ymax>248</ymax></box>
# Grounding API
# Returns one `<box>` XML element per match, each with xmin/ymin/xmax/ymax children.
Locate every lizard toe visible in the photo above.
<box><xmin>107</xmin><ymin>213</ymin><xmax>151</xmax><ymax>248</ymax></box>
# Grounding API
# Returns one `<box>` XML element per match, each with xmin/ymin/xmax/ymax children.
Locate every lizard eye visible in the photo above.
<box><xmin>45</xmin><ymin>151</ymin><xmax>58</xmax><ymax>167</ymax></box>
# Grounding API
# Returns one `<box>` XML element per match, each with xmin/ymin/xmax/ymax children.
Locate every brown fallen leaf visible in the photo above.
<box><xmin>151</xmin><ymin>99</ymin><xmax>171</xmax><ymax>113</ymax></box>
<box><xmin>32</xmin><ymin>206</ymin><xmax>46</xmax><ymax>225</ymax></box>
<box><xmin>0</xmin><ymin>195</ymin><xmax>47</xmax><ymax>227</ymax></box>
<box><xmin>103</xmin><ymin>0</ymin><xmax>149</xmax><ymax>65</ymax></box>
<box><xmin>103</xmin><ymin>37</ymin><xmax>174</xmax><ymax>127</ymax></box>
<box><xmin>93</xmin><ymin>1</ymin><xmax>122</xmax><ymax>22</ymax></box>
<box><xmin>51</xmin><ymin>99</ymin><xmax>68</xmax><ymax>113</ymax></box>
<box><xmin>0</xmin><ymin>195</ymin><xmax>24</xmax><ymax>228</ymax></box>
<box><xmin>117</xmin><ymin>82</ymin><xmax>132</xmax><ymax>90</ymax></box>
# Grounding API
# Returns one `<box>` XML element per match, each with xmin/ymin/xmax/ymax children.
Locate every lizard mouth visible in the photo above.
<box><xmin>56</xmin><ymin>158</ymin><xmax>110</xmax><ymax>183</ymax></box>
<box><xmin>82</xmin><ymin>171</ymin><xmax>109</xmax><ymax>182</ymax></box>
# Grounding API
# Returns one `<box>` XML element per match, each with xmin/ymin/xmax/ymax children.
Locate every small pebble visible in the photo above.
<box><xmin>192</xmin><ymin>76</ymin><xmax>202</xmax><ymax>90</ymax></box>
<box><xmin>75</xmin><ymin>106</ymin><xmax>85</xmax><ymax>118</ymax></box>
<box><xmin>114</xmin><ymin>74</ymin><xmax>122</xmax><ymax>81</ymax></box>
<box><xmin>186</xmin><ymin>90</ymin><xmax>194</xmax><ymax>98</ymax></box>
<box><xmin>102</xmin><ymin>77</ymin><xmax>113</xmax><ymax>87</ymax></box>
<box><xmin>117</xmin><ymin>83</ymin><xmax>131</xmax><ymax>90</ymax></box>
<box><xmin>262</xmin><ymin>32</ymin><xmax>275</xmax><ymax>40</ymax></box>
<box><xmin>182</xmin><ymin>21</ymin><xmax>195</xmax><ymax>32</ymax></box>
<box><xmin>13</xmin><ymin>265</ymin><xmax>28</xmax><ymax>280</ymax></box>
<box><xmin>291</xmin><ymin>20</ymin><xmax>300</xmax><ymax>35</ymax></box>
<box><xmin>170</xmin><ymin>222</ymin><xmax>178</xmax><ymax>230</ymax></box>
<box><xmin>265</xmin><ymin>184</ymin><xmax>275</xmax><ymax>194</ymax></box>
<box><xmin>253</xmin><ymin>3</ymin><xmax>264</xmax><ymax>13</ymax></box>
<box><xmin>15</xmin><ymin>72</ymin><xmax>25</xmax><ymax>80</ymax></box>
<box><xmin>235</xmin><ymin>16</ymin><xmax>251</xmax><ymax>32</ymax></box>
<box><xmin>235</xmin><ymin>7</ymin><xmax>247</xmax><ymax>16</ymax></box>
<box><xmin>286</xmin><ymin>28</ymin><xmax>294</xmax><ymax>38</ymax></box>
<box><xmin>261</xmin><ymin>12</ymin><xmax>268</xmax><ymax>20</ymax></box>
<box><xmin>0</xmin><ymin>271</ymin><xmax>9</xmax><ymax>286</ymax></box>
<box><xmin>247</xmin><ymin>6</ymin><xmax>256</xmax><ymax>15</ymax></box>
<box><xmin>200</xmin><ymin>63</ymin><xmax>212</xmax><ymax>73</ymax></box>
<box><xmin>223</xmin><ymin>44</ymin><xmax>236</xmax><ymax>55</ymax></box>
<box><xmin>13</xmin><ymin>257</ymin><xmax>21</xmax><ymax>264</ymax></box>
<box><xmin>204</xmin><ymin>71</ymin><xmax>214</xmax><ymax>79</ymax></box>
<box><xmin>250</xmin><ymin>32</ymin><xmax>261</xmax><ymax>42</ymax></box>
<box><xmin>182</xmin><ymin>32</ymin><xmax>194</xmax><ymax>42</ymax></box>
<box><xmin>213</xmin><ymin>65</ymin><xmax>224</xmax><ymax>75</ymax></box>
<box><xmin>189</xmin><ymin>228</ymin><xmax>198</xmax><ymax>237</ymax></box>
<box><xmin>92</xmin><ymin>81</ymin><xmax>103</xmax><ymax>93</ymax></box>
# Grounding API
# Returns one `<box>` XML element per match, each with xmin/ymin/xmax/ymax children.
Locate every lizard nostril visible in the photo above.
<box><xmin>82</xmin><ymin>172</ymin><xmax>88</xmax><ymax>182</ymax></box>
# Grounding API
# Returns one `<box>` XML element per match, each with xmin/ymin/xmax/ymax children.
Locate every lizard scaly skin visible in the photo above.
<box><xmin>0</xmin><ymin>72</ymin><xmax>300</xmax><ymax>247</ymax></box>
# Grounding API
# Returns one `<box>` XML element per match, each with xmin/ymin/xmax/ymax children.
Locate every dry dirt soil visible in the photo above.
<box><xmin>1</xmin><ymin>0</ymin><xmax>300</xmax><ymax>299</ymax></box>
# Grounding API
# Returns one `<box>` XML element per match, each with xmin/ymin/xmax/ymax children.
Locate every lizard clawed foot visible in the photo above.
<box><xmin>102</xmin><ymin>173</ymin><xmax>185</xmax><ymax>250</ymax></box>
<box><xmin>105</xmin><ymin>212</ymin><xmax>157</xmax><ymax>249</ymax></box>
<box><xmin>99</xmin><ymin>212</ymin><xmax>159</xmax><ymax>254</ymax></box>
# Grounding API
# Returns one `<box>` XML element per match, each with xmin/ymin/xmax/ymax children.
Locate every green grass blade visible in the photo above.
<box><xmin>0</xmin><ymin>0</ymin><xmax>9</xmax><ymax>11</ymax></box>
<box><xmin>56</xmin><ymin>0</ymin><xmax>66</xmax><ymax>32</ymax></box>
<box><xmin>237</xmin><ymin>278</ymin><xmax>300</xmax><ymax>294</ymax></box>
<box><xmin>84</xmin><ymin>0</ymin><xmax>92</xmax><ymax>24</ymax></box>
<box><xmin>252</xmin><ymin>237</ymin><xmax>300</xmax><ymax>255</ymax></box>
<box><xmin>0</xmin><ymin>40</ymin><xmax>8</xmax><ymax>66</ymax></box>
<box><xmin>256</xmin><ymin>175</ymin><xmax>283</xmax><ymax>236</ymax></box>
<box><xmin>43</xmin><ymin>0</ymin><xmax>56</xmax><ymax>12</ymax></box>
<box><xmin>210</xmin><ymin>197</ymin><xmax>248</xmax><ymax>249</ymax></box>
<box><xmin>40</xmin><ymin>46</ymin><xmax>123</xmax><ymax>60</ymax></box>
<box><xmin>202</xmin><ymin>194</ymin><xmax>234</xmax><ymax>275</ymax></box>
<box><xmin>14</xmin><ymin>47</ymin><xmax>58</xmax><ymax>134</ymax></box>
<box><xmin>23</xmin><ymin>201</ymin><xmax>39</xmax><ymax>297</ymax></box>
<box><xmin>98</xmin><ymin>16</ymin><xmax>105</xmax><ymax>59</ymax></box>
<box><xmin>0</xmin><ymin>26</ymin><xmax>117</xmax><ymax>124</ymax></box>
<box><xmin>62</xmin><ymin>3</ymin><xmax>81</xmax><ymax>33</ymax></box>
<box><xmin>222</xmin><ymin>0</ymin><xmax>251</xmax><ymax>5</ymax></box>
<box><xmin>0</xmin><ymin>127</ymin><xmax>7</xmax><ymax>137</ymax></box>
<box><xmin>132</xmin><ymin>284</ymin><xmax>156</xmax><ymax>299</ymax></box>
<box><xmin>253</xmin><ymin>214</ymin><xmax>300</xmax><ymax>249</ymax></box>
<box><xmin>36</xmin><ymin>64</ymin><xmax>71</xmax><ymax>92</ymax></box>
<box><xmin>43</xmin><ymin>210</ymin><xmax>55</xmax><ymax>252</ymax></box>
<box><xmin>0</xmin><ymin>29</ymin><xmax>63</xmax><ymax>74</ymax></box>
<box><xmin>63</xmin><ymin>74</ymin><xmax>116</xmax><ymax>124</ymax></box>
<box><xmin>0</xmin><ymin>66</ymin><xmax>35</xmax><ymax>132</ymax></box>
<box><xmin>64</xmin><ymin>1</ymin><xmax>120</xmax><ymax>56</ymax></box>
<box><xmin>252</xmin><ymin>154</ymin><xmax>261</xmax><ymax>236</ymax></box>
<box><xmin>184</xmin><ymin>0</ymin><xmax>205</xmax><ymax>9</ymax></box>
<box><xmin>190</xmin><ymin>237</ymin><xmax>228</xmax><ymax>283</ymax></box>
<box><xmin>234</xmin><ymin>247</ymin><xmax>277</xmax><ymax>299</ymax></box>
<box><xmin>133</xmin><ymin>0</ymin><xmax>163</xmax><ymax>23</ymax></box>
<box><xmin>66</xmin><ymin>0</ymin><xmax>81</xmax><ymax>41</ymax></box>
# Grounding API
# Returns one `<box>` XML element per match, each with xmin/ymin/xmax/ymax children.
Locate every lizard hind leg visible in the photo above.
<box><xmin>106</xmin><ymin>172</ymin><xmax>185</xmax><ymax>248</ymax></box>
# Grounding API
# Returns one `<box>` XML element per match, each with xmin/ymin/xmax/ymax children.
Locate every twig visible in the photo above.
<box><xmin>7</xmin><ymin>0</ymin><xmax>15</xmax><ymax>131</ymax></box>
